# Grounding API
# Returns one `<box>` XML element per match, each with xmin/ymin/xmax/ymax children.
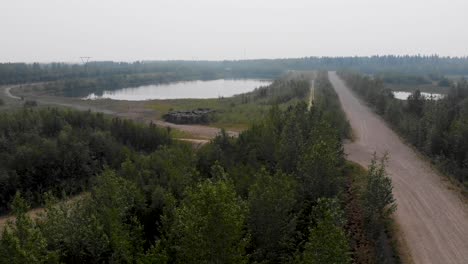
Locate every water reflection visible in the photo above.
<box><xmin>84</xmin><ymin>79</ymin><xmax>271</xmax><ymax>101</ymax></box>
<box><xmin>392</xmin><ymin>91</ymin><xmax>444</xmax><ymax>100</ymax></box>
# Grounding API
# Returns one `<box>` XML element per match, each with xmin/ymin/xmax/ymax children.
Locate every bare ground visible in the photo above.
<box><xmin>329</xmin><ymin>71</ymin><xmax>468</xmax><ymax>264</ymax></box>
<box><xmin>1</xmin><ymin>85</ymin><xmax>237</xmax><ymax>141</ymax></box>
<box><xmin>308</xmin><ymin>80</ymin><xmax>315</xmax><ymax>110</ymax></box>
<box><xmin>0</xmin><ymin>207</ymin><xmax>44</xmax><ymax>232</ymax></box>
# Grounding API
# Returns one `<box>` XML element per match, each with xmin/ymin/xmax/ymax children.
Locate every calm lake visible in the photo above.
<box><xmin>84</xmin><ymin>79</ymin><xmax>271</xmax><ymax>101</ymax></box>
<box><xmin>392</xmin><ymin>91</ymin><xmax>445</xmax><ymax>100</ymax></box>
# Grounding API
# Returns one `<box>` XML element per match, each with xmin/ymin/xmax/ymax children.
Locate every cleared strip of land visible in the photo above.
<box><xmin>308</xmin><ymin>80</ymin><xmax>315</xmax><ymax>110</ymax></box>
<box><xmin>4</xmin><ymin>86</ymin><xmax>22</xmax><ymax>100</ymax></box>
<box><xmin>329</xmin><ymin>71</ymin><xmax>468</xmax><ymax>264</ymax></box>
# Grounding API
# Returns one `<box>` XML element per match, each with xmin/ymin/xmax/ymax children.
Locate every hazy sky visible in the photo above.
<box><xmin>1</xmin><ymin>0</ymin><xmax>468</xmax><ymax>62</ymax></box>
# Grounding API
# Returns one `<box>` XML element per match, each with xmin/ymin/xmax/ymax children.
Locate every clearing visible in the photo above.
<box><xmin>329</xmin><ymin>71</ymin><xmax>468</xmax><ymax>264</ymax></box>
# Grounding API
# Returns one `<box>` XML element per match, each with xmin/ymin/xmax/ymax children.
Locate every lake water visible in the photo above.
<box><xmin>392</xmin><ymin>91</ymin><xmax>445</xmax><ymax>100</ymax></box>
<box><xmin>84</xmin><ymin>79</ymin><xmax>271</xmax><ymax>101</ymax></box>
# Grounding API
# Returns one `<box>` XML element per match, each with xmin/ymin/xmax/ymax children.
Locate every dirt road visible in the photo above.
<box><xmin>308</xmin><ymin>80</ymin><xmax>315</xmax><ymax>110</ymax></box>
<box><xmin>4</xmin><ymin>85</ymin><xmax>22</xmax><ymax>100</ymax></box>
<box><xmin>329</xmin><ymin>71</ymin><xmax>468</xmax><ymax>264</ymax></box>
<box><xmin>1</xmin><ymin>85</ymin><xmax>236</xmax><ymax>141</ymax></box>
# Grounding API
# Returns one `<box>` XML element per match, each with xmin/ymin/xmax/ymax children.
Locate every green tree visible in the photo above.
<box><xmin>40</xmin><ymin>171</ymin><xmax>146</xmax><ymax>263</ymax></box>
<box><xmin>0</xmin><ymin>193</ymin><xmax>59</xmax><ymax>264</ymax></box>
<box><xmin>166</xmin><ymin>179</ymin><xmax>248</xmax><ymax>264</ymax></box>
<box><xmin>278</xmin><ymin>110</ymin><xmax>304</xmax><ymax>173</ymax></box>
<box><xmin>298</xmin><ymin>124</ymin><xmax>344</xmax><ymax>201</ymax></box>
<box><xmin>407</xmin><ymin>90</ymin><xmax>425</xmax><ymax>116</ymax></box>
<box><xmin>300</xmin><ymin>199</ymin><xmax>351</xmax><ymax>264</ymax></box>
<box><xmin>363</xmin><ymin>154</ymin><xmax>397</xmax><ymax>238</ymax></box>
<box><xmin>248</xmin><ymin>168</ymin><xmax>297</xmax><ymax>263</ymax></box>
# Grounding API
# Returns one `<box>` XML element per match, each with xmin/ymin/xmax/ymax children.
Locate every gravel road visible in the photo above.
<box><xmin>329</xmin><ymin>71</ymin><xmax>468</xmax><ymax>264</ymax></box>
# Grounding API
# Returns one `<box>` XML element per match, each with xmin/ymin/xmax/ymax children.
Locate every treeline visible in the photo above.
<box><xmin>243</xmin><ymin>78</ymin><xmax>310</xmax><ymax>105</ymax></box>
<box><xmin>0</xmin><ymin>61</ymin><xmax>280</xmax><ymax>86</ymax></box>
<box><xmin>3</xmin><ymin>55</ymin><xmax>468</xmax><ymax>86</ymax></box>
<box><xmin>42</xmin><ymin>72</ymin><xmax>186</xmax><ymax>97</ymax></box>
<box><xmin>0</xmin><ymin>108</ymin><xmax>171</xmax><ymax>212</ymax></box>
<box><xmin>0</xmin><ymin>73</ymin><xmax>396</xmax><ymax>263</ymax></box>
<box><xmin>339</xmin><ymin>71</ymin><xmax>468</xmax><ymax>186</ymax></box>
<box><xmin>377</xmin><ymin>72</ymin><xmax>432</xmax><ymax>85</ymax></box>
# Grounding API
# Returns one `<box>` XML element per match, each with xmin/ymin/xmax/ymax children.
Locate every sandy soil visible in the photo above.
<box><xmin>308</xmin><ymin>80</ymin><xmax>315</xmax><ymax>110</ymax></box>
<box><xmin>329</xmin><ymin>71</ymin><xmax>468</xmax><ymax>264</ymax></box>
<box><xmin>1</xmin><ymin>85</ymin><xmax>236</xmax><ymax>141</ymax></box>
<box><xmin>4</xmin><ymin>85</ymin><xmax>22</xmax><ymax>100</ymax></box>
<box><xmin>0</xmin><ymin>207</ymin><xmax>44</xmax><ymax>232</ymax></box>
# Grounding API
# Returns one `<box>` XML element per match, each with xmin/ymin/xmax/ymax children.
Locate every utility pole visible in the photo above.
<box><xmin>80</xmin><ymin>56</ymin><xmax>91</xmax><ymax>64</ymax></box>
<box><xmin>80</xmin><ymin>56</ymin><xmax>92</xmax><ymax>76</ymax></box>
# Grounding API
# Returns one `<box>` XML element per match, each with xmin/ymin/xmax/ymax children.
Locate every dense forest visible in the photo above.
<box><xmin>339</xmin><ymin>71</ymin><xmax>468</xmax><ymax>187</ymax></box>
<box><xmin>0</xmin><ymin>73</ymin><xmax>396</xmax><ymax>263</ymax></box>
<box><xmin>0</xmin><ymin>108</ymin><xmax>172</xmax><ymax>212</ymax></box>
<box><xmin>2</xmin><ymin>55</ymin><xmax>468</xmax><ymax>88</ymax></box>
<box><xmin>0</xmin><ymin>61</ymin><xmax>280</xmax><ymax>86</ymax></box>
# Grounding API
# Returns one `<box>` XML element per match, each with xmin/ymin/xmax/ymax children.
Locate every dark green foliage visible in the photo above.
<box><xmin>165</xmin><ymin>178</ymin><xmax>248</xmax><ymax>264</ymax></box>
<box><xmin>0</xmin><ymin>73</ymin><xmax>396</xmax><ymax>263</ymax></box>
<box><xmin>251</xmin><ymin>79</ymin><xmax>309</xmax><ymax>104</ymax></box>
<box><xmin>312</xmin><ymin>73</ymin><xmax>351</xmax><ymax>138</ymax></box>
<box><xmin>299</xmin><ymin>198</ymin><xmax>351</xmax><ymax>264</ymax></box>
<box><xmin>3</xmin><ymin>56</ymin><xmax>468</xmax><ymax>87</ymax></box>
<box><xmin>438</xmin><ymin>77</ymin><xmax>451</xmax><ymax>87</ymax></box>
<box><xmin>378</xmin><ymin>72</ymin><xmax>431</xmax><ymax>85</ymax></box>
<box><xmin>0</xmin><ymin>193</ymin><xmax>59</xmax><ymax>264</ymax></box>
<box><xmin>363</xmin><ymin>155</ymin><xmax>397</xmax><ymax>238</ymax></box>
<box><xmin>297</xmin><ymin>122</ymin><xmax>345</xmax><ymax>201</ymax></box>
<box><xmin>247</xmin><ymin>169</ymin><xmax>297</xmax><ymax>263</ymax></box>
<box><xmin>0</xmin><ymin>99</ymin><xmax>4</xmax><ymax>106</ymax></box>
<box><xmin>407</xmin><ymin>90</ymin><xmax>424</xmax><ymax>116</ymax></box>
<box><xmin>44</xmin><ymin>72</ymin><xmax>183</xmax><ymax>97</ymax></box>
<box><xmin>39</xmin><ymin>171</ymin><xmax>147</xmax><ymax>263</ymax></box>
<box><xmin>0</xmin><ymin>108</ymin><xmax>171</xmax><ymax>212</ymax></box>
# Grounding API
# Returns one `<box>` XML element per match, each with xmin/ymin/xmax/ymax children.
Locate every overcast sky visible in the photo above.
<box><xmin>1</xmin><ymin>0</ymin><xmax>468</xmax><ymax>62</ymax></box>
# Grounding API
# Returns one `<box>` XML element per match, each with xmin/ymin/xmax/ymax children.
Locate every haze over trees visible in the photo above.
<box><xmin>0</xmin><ymin>72</ymin><xmax>397</xmax><ymax>263</ymax></box>
<box><xmin>0</xmin><ymin>109</ymin><xmax>171</xmax><ymax>212</ymax></box>
<box><xmin>2</xmin><ymin>55</ymin><xmax>468</xmax><ymax>88</ymax></box>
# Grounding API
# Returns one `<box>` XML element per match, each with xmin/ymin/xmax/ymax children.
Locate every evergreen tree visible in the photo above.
<box><xmin>0</xmin><ymin>193</ymin><xmax>59</xmax><ymax>264</ymax></box>
<box><xmin>166</xmin><ymin>178</ymin><xmax>248</xmax><ymax>264</ymax></box>
<box><xmin>363</xmin><ymin>154</ymin><xmax>397</xmax><ymax>238</ymax></box>
<box><xmin>300</xmin><ymin>198</ymin><xmax>351</xmax><ymax>264</ymax></box>
<box><xmin>247</xmin><ymin>169</ymin><xmax>297</xmax><ymax>263</ymax></box>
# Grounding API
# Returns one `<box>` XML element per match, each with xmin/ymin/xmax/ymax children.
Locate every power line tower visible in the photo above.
<box><xmin>80</xmin><ymin>56</ymin><xmax>91</xmax><ymax>64</ymax></box>
<box><xmin>80</xmin><ymin>56</ymin><xmax>92</xmax><ymax>76</ymax></box>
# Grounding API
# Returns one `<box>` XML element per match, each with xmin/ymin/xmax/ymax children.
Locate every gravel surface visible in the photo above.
<box><xmin>329</xmin><ymin>71</ymin><xmax>468</xmax><ymax>264</ymax></box>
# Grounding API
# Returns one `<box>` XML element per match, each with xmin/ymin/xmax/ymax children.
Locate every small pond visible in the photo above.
<box><xmin>84</xmin><ymin>79</ymin><xmax>271</xmax><ymax>101</ymax></box>
<box><xmin>392</xmin><ymin>91</ymin><xmax>445</xmax><ymax>100</ymax></box>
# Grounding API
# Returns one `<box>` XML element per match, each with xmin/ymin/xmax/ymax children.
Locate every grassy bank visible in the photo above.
<box><xmin>149</xmin><ymin>74</ymin><xmax>312</xmax><ymax>129</ymax></box>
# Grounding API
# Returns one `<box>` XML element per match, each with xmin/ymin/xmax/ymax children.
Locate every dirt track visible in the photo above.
<box><xmin>1</xmin><ymin>85</ymin><xmax>236</xmax><ymax>141</ymax></box>
<box><xmin>329</xmin><ymin>71</ymin><xmax>468</xmax><ymax>264</ymax></box>
<box><xmin>4</xmin><ymin>85</ymin><xmax>22</xmax><ymax>100</ymax></box>
<box><xmin>153</xmin><ymin>120</ymin><xmax>238</xmax><ymax>139</ymax></box>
